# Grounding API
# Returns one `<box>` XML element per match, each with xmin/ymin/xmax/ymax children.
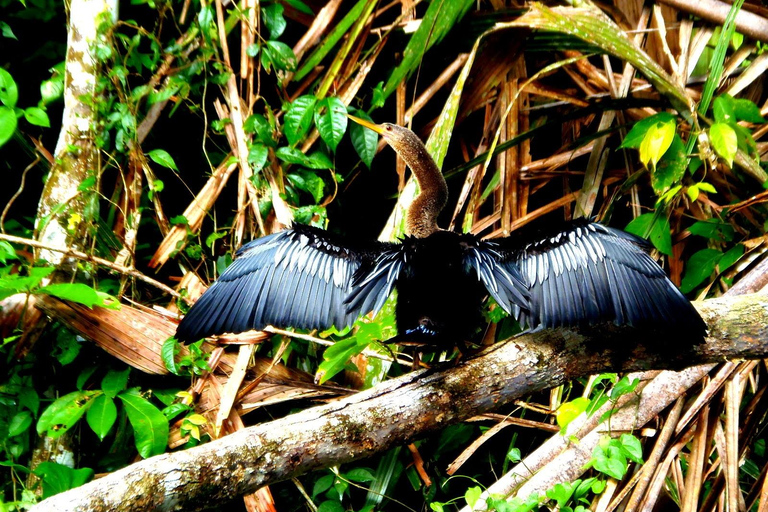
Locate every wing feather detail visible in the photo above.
<box><xmin>510</xmin><ymin>220</ymin><xmax>706</xmax><ymax>336</ymax></box>
<box><xmin>175</xmin><ymin>225</ymin><xmax>401</xmax><ymax>343</ymax></box>
<box><xmin>462</xmin><ymin>240</ymin><xmax>530</xmax><ymax>315</ymax></box>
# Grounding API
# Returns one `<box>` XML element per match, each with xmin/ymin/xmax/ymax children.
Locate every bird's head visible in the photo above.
<box><xmin>347</xmin><ymin>115</ymin><xmax>415</xmax><ymax>148</ymax></box>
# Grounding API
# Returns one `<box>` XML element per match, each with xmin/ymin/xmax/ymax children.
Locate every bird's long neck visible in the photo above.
<box><xmin>398</xmin><ymin>135</ymin><xmax>448</xmax><ymax>238</ymax></box>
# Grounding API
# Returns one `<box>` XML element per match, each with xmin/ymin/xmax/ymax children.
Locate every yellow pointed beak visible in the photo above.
<box><xmin>346</xmin><ymin>114</ymin><xmax>385</xmax><ymax>134</ymax></box>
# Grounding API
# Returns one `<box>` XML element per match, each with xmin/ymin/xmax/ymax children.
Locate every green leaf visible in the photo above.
<box><xmin>37</xmin><ymin>390</ymin><xmax>99</xmax><ymax>438</ymax></box>
<box><xmin>313</xmin><ymin>474</ymin><xmax>335</xmax><ymax>497</ymax></box>
<box><xmin>288</xmin><ymin>170</ymin><xmax>325</xmax><ymax>203</ymax></box>
<box><xmin>147</xmin><ymin>149</ymin><xmax>179</xmax><ymax>171</ymax></box>
<box><xmin>686</xmin><ymin>184</ymin><xmax>699</xmax><ymax>202</ymax></box>
<box><xmin>264</xmin><ymin>40</ymin><xmax>296</xmax><ymax>72</ymax></box>
<box><xmin>37</xmin><ymin>283</ymin><xmax>109</xmax><ymax>308</ymax></box>
<box><xmin>709</xmin><ymin>122</ymin><xmax>737</xmax><ymax>167</ymax></box>
<box><xmin>162</xmin><ymin>338</ymin><xmax>182</xmax><ymax>376</ymax></box>
<box><xmin>713</xmin><ymin>94</ymin><xmax>735</xmax><ymax>123</ymax></box>
<box><xmin>627</xmin><ymin>214</ymin><xmax>672</xmax><ymax>255</ymax></box>
<box><xmin>556</xmin><ymin>397</ymin><xmax>590</xmax><ymax>433</ymax></box>
<box><xmin>733</xmin><ymin>98</ymin><xmax>765</xmax><ymax>123</ymax></box>
<box><xmin>507</xmin><ymin>447</ymin><xmax>522</xmax><ymax>462</ymax></box>
<box><xmin>262</xmin><ymin>3</ymin><xmax>286</xmax><ymax>38</ymax></box>
<box><xmin>284</xmin><ymin>0</ymin><xmax>312</xmax><ymax>14</ymax></box>
<box><xmin>244</xmin><ymin>113</ymin><xmax>275</xmax><ymax>146</ymax></box>
<box><xmin>293</xmin><ymin>0</ymin><xmax>367</xmax><ymax>82</ymax></box>
<box><xmin>382</xmin><ymin>0</ymin><xmax>473</xmax><ymax>99</ymax></box>
<box><xmin>639</xmin><ymin>119</ymin><xmax>676</xmax><ymax>169</ymax></box>
<box><xmin>101</xmin><ymin>368</ymin><xmax>130</xmax><ymax>398</ymax></box>
<box><xmin>620</xmin><ymin>434</ymin><xmax>644</xmax><ymax>463</ymax></box>
<box><xmin>349</xmin><ymin>109</ymin><xmax>378</xmax><ymax>168</ymax></box>
<box><xmin>316</xmin><ymin>336</ymin><xmax>370</xmax><ymax>384</ymax></box>
<box><xmin>345</xmin><ymin>467</ymin><xmax>375</xmax><ymax>482</ymax></box>
<box><xmin>317</xmin><ymin>501</ymin><xmax>344</xmax><ymax>512</ymax></box>
<box><xmin>248</xmin><ymin>143</ymin><xmax>269</xmax><ymax>172</ymax></box>
<box><xmin>1</xmin><ymin>21</ymin><xmax>17</xmax><ymax>40</ymax></box>
<box><xmin>276</xmin><ymin>146</ymin><xmax>313</xmax><ymax>167</ymax></box>
<box><xmin>651</xmin><ymin>133</ymin><xmax>685</xmax><ymax>194</ymax></box>
<box><xmin>620</xmin><ymin>112</ymin><xmax>676</xmax><ymax>149</ymax></box>
<box><xmin>610</xmin><ymin>376</ymin><xmax>639</xmax><ymax>400</ymax></box>
<box><xmin>0</xmin><ymin>68</ymin><xmax>18</xmax><ymax>108</ymax></box>
<box><xmin>307</xmin><ymin>151</ymin><xmax>334</xmax><ymax>170</ymax></box>
<box><xmin>86</xmin><ymin>394</ymin><xmax>117</xmax><ymax>440</ymax></box>
<box><xmin>119</xmin><ymin>390</ymin><xmax>169</xmax><ymax>458</ymax></box>
<box><xmin>649</xmin><ymin>215</ymin><xmax>673</xmax><ymax>256</ymax></box>
<box><xmin>680</xmin><ymin>248</ymin><xmax>723</xmax><ymax>293</ymax></box>
<box><xmin>314</xmin><ymin>97</ymin><xmax>347</xmax><ymax>152</ymax></box>
<box><xmin>40</xmin><ymin>77</ymin><xmax>64</xmax><ymax>105</ymax></box>
<box><xmin>33</xmin><ymin>462</ymin><xmax>94</xmax><ymax>499</ymax></box>
<box><xmin>465</xmin><ymin>486</ymin><xmax>483</xmax><ymax>508</ymax></box>
<box><xmin>0</xmin><ymin>105</ymin><xmax>18</xmax><ymax>147</ymax></box>
<box><xmin>688</xmin><ymin>219</ymin><xmax>734</xmax><ymax>241</ymax></box>
<box><xmin>24</xmin><ymin>106</ymin><xmax>50</xmax><ymax>127</ymax></box>
<box><xmin>8</xmin><ymin>411</ymin><xmax>33</xmax><ymax>437</ymax></box>
<box><xmin>284</xmin><ymin>95</ymin><xmax>317</xmax><ymax>145</ymax></box>
<box><xmin>719</xmin><ymin>244</ymin><xmax>743</xmax><ymax>273</ymax></box>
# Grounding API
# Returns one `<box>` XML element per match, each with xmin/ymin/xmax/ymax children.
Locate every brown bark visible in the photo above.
<box><xmin>31</xmin><ymin>293</ymin><xmax>768</xmax><ymax>512</ymax></box>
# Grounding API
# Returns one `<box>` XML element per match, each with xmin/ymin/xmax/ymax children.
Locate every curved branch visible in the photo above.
<box><xmin>32</xmin><ymin>294</ymin><xmax>768</xmax><ymax>512</ymax></box>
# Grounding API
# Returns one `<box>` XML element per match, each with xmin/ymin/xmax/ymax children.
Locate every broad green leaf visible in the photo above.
<box><xmin>0</xmin><ymin>21</ymin><xmax>16</xmax><ymax>40</ymax></box>
<box><xmin>316</xmin><ymin>336</ymin><xmax>370</xmax><ymax>384</ymax></box>
<box><xmin>649</xmin><ymin>215</ymin><xmax>673</xmax><ymax>256</ymax></box>
<box><xmin>244</xmin><ymin>113</ymin><xmax>275</xmax><ymax>146</ymax></box>
<box><xmin>24</xmin><ymin>107</ymin><xmax>50</xmax><ymax>127</ymax></box>
<box><xmin>40</xmin><ymin>77</ymin><xmax>64</xmax><ymax>105</ymax></box>
<box><xmin>651</xmin><ymin>133</ymin><xmax>685</xmax><ymax>194</ymax></box>
<box><xmin>288</xmin><ymin>170</ymin><xmax>325</xmax><ymax>203</ymax></box>
<box><xmin>262</xmin><ymin>3</ymin><xmax>286</xmax><ymax>38</ymax></box>
<box><xmin>465</xmin><ymin>486</ymin><xmax>483</xmax><ymax>509</ymax></box>
<box><xmin>147</xmin><ymin>148</ymin><xmax>179</xmax><ymax>171</ymax></box>
<box><xmin>37</xmin><ymin>283</ymin><xmax>106</xmax><ymax>308</ymax></box>
<box><xmin>8</xmin><ymin>411</ymin><xmax>33</xmax><ymax>437</ymax></box>
<box><xmin>620</xmin><ymin>434</ymin><xmax>644</xmax><ymax>463</ymax></box>
<box><xmin>349</xmin><ymin>109</ymin><xmax>377</xmax><ymax>168</ymax></box>
<box><xmin>593</xmin><ymin>453</ymin><xmax>627</xmax><ymax>480</ymax></box>
<box><xmin>639</xmin><ymin>119</ymin><xmax>675</xmax><ymax>169</ymax></box>
<box><xmin>307</xmin><ymin>151</ymin><xmax>334</xmax><ymax>170</ymax></box>
<box><xmin>264</xmin><ymin>40</ymin><xmax>296</xmax><ymax>71</ymax></box>
<box><xmin>119</xmin><ymin>390</ymin><xmax>169</xmax><ymax>458</ymax></box>
<box><xmin>37</xmin><ymin>390</ymin><xmax>99</xmax><ymax>438</ymax></box>
<box><xmin>33</xmin><ymin>462</ymin><xmax>94</xmax><ymax>499</ymax></box>
<box><xmin>314</xmin><ymin>97</ymin><xmax>347</xmax><ymax>152</ymax></box>
<box><xmin>709</xmin><ymin>122</ymin><xmax>737</xmax><ymax>167</ymax></box>
<box><xmin>317</xmin><ymin>501</ymin><xmax>344</xmax><ymax>512</ymax></box>
<box><xmin>689</xmin><ymin>219</ymin><xmax>734</xmax><ymax>241</ymax></box>
<box><xmin>345</xmin><ymin>467</ymin><xmax>375</xmax><ymax>483</ymax></box>
<box><xmin>313</xmin><ymin>474</ymin><xmax>335</xmax><ymax>497</ymax></box>
<box><xmin>382</xmin><ymin>0</ymin><xmax>474</xmax><ymax>99</ymax></box>
<box><xmin>719</xmin><ymin>244</ymin><xmax>743</xmax><ymax>273</ymax></box>
<box><xmin>101</xmin><ymin>368</ymin><xmax>130</xmax><ymax>398</ymax></box>
<box><xmin>686</xmin><ymin>184</ymin><xmax>699</xmax><ymax>202</ymax></box>
<box><xmin>556</xmin><ymin>397</ymin><xmax>589</xmax><ymax>433</ymax></box>
<box><xmin>0</xmin><ymin>68</ymin><xmax>18</xmax><ymax>107</ymax></box>
<box><xmin>0</xmin><ymin>240</ymin><xmax>18</xmax><ymax>264</ymax></box>
<box><xmin>18</xmin><ymin>386</ymin><xmax>39</xmax><ymax>415</ymax></box>
<box><xmin>680</xmin><ymin>248</ymin><xmax>723</xmax><ymax>293</ymax></box>
<box><xmin>86</xmin><ymin>394</ymin><xmax>117</xmax><ymax>440</ymax></box>
<box><xmin>248</xmin><ymin>143</ymin><xmax>269</xmax><ymax>172</ymax></box>
<box><xmin>0</xmin><ymin>105</ymin><xmax>18</xmax><ymax>147</ymax></box>
<box><xmin>284</xmin><ymin>95</ymin><xmax>317</xmax><ymax>145</ymax></box>
<box><xmin>733</xmin><ymin>98</ymin><xmax>765</xmax><ymax>122</ymax></box>
<box><xmin>276</xmin><ymin>146</ymin><xmax>313</xmax><ymax>167</ymax></box>
<box><xmin>620</xmin><ymin>112</ymin><xmax>676</xmax><ymax>149</ymax></box>
<box><xmin>713</xmin><ymin>94</ymin><xmax>735</xmax><ymax>123</ymax></box>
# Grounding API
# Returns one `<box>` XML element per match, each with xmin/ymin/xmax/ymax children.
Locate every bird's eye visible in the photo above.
<box><xmin>385</xmin><ymin>125</ymin><xmax>393</xmax><ymax>131</ymax></box>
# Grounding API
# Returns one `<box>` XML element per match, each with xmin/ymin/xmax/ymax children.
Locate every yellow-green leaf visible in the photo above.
<box><xmin>639</xmin><ymin>120</ymin><xmax>675</xmax><ymax>170</ymax></box>
<box><xmin>709</xmin><ymin>122</ymin><xmax>737</xmax><ymax>167</ymax></box>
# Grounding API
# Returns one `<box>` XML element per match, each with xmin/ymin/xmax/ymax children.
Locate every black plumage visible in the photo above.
<box><xmin>175</xmin><ymin>118</ymin><xmax>706</xmax><ymax>345</ymax></box>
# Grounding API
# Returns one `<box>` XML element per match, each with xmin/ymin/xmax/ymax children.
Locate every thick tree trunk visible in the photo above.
<box><xmin>30</xmin><ymin>294</ymin><xmax>768</xmax><ymax>512</ymax></box>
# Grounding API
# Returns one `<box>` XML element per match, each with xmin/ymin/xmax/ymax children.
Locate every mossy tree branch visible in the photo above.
<box><xmin>32</xmin><ymin>294</ymin><xmax>768</xmax><ymax>512</ymax></box>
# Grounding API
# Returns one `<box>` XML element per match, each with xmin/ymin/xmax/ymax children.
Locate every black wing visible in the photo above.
<box><xmin>498</xmin><ymin>220</ymin><xmax>706</xmax><ymax>335</ymax></box>
<box><xmin>175</xmin><ymin>225</ymin><xmax>402</xmax><ymax>343</ymax></box>
<box><xmin>463</xmin><ymin>238</ymin><xmax>531</xmax><ymax>317</ymax></box>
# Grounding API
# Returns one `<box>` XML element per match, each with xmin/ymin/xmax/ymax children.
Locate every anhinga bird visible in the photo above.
<box><xmin>175</xmin><ymin>117</ymin><xmax>706</xmax><ymax>346</ymax></box>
